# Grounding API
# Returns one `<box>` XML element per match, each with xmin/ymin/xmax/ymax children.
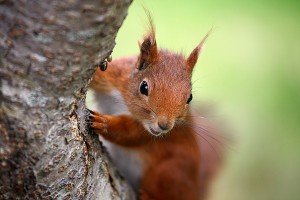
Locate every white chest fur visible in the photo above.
<box><xmin>93</xmin><ymin>90</ymin><xmax>144</xmax><ymax>192</ymax></box>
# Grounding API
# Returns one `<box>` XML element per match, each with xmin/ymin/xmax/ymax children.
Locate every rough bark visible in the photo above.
<box><xmin>0</xmin><ymin>0</ymin><xmax>134</xmax><ymax>199</ymax></box>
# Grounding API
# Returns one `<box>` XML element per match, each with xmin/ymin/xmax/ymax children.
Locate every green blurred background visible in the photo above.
<box><xmin>90</xmin><ymin>0</ymin><xmax>300</xmax><ymax>199</ymax></box>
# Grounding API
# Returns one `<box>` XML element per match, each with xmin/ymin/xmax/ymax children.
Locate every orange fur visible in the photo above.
<box><xmin>89</xmin><ymin>21</ymin><xmax>215</xmax><ymax>200</ymax></box>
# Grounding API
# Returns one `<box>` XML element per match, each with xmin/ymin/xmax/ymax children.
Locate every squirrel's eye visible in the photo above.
<box><xmin>140</xmin><ymin>81</ymin><xmax>148</xmax><ymax>96</ymax></box>
<box><xmin>186</xmin><ymin>94</ymin><xmax>193</xmax><ymax>104</ymax></box>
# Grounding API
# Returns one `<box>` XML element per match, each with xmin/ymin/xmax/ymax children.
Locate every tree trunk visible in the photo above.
<box><xmin>0</xmin><ymin>0</ymin><xmax>134</xmax><ymax>199</ymax></box>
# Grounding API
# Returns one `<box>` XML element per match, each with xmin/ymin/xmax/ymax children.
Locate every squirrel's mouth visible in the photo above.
<box><xmin>149</xmin><ymin>127</ymin><xmax>162</xmax><ymax>136</ymax></box>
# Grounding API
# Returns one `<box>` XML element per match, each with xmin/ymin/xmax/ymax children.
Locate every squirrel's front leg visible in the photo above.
<box><xmin>89</xmin><ymin>109</ymin><xmax>151</xmax><ymax>147</ymax></box>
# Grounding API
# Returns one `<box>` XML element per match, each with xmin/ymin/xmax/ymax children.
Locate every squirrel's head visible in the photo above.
<box><xmin>127</xmin><ymin>25</ymin><xmax>209</xmax><ymax>137</ymax></box>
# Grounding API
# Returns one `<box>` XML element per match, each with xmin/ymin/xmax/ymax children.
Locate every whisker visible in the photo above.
<box><xmin>183</xmin><ymin>117</ymin><xmax>227</xmax><ymax>138</ymax></box>
<box><xmin>179</xmin><ymin>113</ymin><xmax>234</xmax><ymax>153</ymax></box>
<box><xmin>191</xmin><ymin>77</ymin><xmax>202</xmax><ymax>86</ymax></box>
<box><xmin>186</xmin><ymin>124</ymin><xmax>223</xmax><ymax>160</ymax></box>
<box><xmin>185</xmin><ymin>120</ymin><xmax>233</xmax><ymax>152</ymax></box>
<box><xmin>127</xmin><ymin>101</ymin><xmax>158</xmax><ymax>116</ymax></box>
<box><xmin>183</xmin><ymin>120</ymin><xmax>220</xmax><ymax>143</ymax></box>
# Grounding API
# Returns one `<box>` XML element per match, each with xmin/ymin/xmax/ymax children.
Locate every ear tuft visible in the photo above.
<box><xmin>186</xmin><ymin>29</ymin><xmax>212</xmax><ymax>70</ymax></box>
<box><xmin>138</xmin><ymin>9</ymin><xmax>158</xmax><ymax>70</ymax></box>
<box><xmin>139</xmin><ymin>34</ymin><xmax>157</xmax><ymax>70</ymax></box>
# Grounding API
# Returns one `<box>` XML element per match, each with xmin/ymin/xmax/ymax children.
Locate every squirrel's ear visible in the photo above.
<box><xmin>138</xmin><ymin>9</ymin><xmax>158</xmax><ymax>70</ymax></box>
<box><xmin>138</xmin><ymin>33</ymin><xmax>158</xmax><ymax>70</ymax></box>
<box><xmin>186</xmin><ymin>30</ymin><xmax>211</xmax><ymax>71</ymax></box>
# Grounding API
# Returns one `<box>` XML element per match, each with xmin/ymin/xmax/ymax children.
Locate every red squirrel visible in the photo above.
<box><xmin>89</xmin><ymin>18</ymin><xmax>218</xmax><ymax>200</ymax></box>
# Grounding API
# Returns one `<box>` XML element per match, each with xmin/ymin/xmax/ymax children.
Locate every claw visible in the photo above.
<box><xmin>87</xmin><ymin>108</ymin><xmax>95</xmax><ymax>115</ymax></box>
<box><xmin>86</xmin><ymin>108</ymin><xmax>108</xmax><ymax>134</ymax></box>
<box><xmin>89</xmin><ymin>115</ymin><xmax>94</xmax><ymax>120</ymax></box>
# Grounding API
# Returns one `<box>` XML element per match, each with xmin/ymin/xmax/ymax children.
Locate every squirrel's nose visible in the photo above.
<box><xmin>157</xmin><ymin>120</ymin><xmax>174</xmax><ymax>131</ymax></box>
<box><xmin>158</xmin><ymin>122</ymin><xmax>170</xmax><ymax>131</ymax></box>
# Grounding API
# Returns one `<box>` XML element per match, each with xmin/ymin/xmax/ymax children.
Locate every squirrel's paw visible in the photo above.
<box><xmin>88</xmin><ymin>109</ymin><xmax>108</xmax><ymax>134</ymax></box>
